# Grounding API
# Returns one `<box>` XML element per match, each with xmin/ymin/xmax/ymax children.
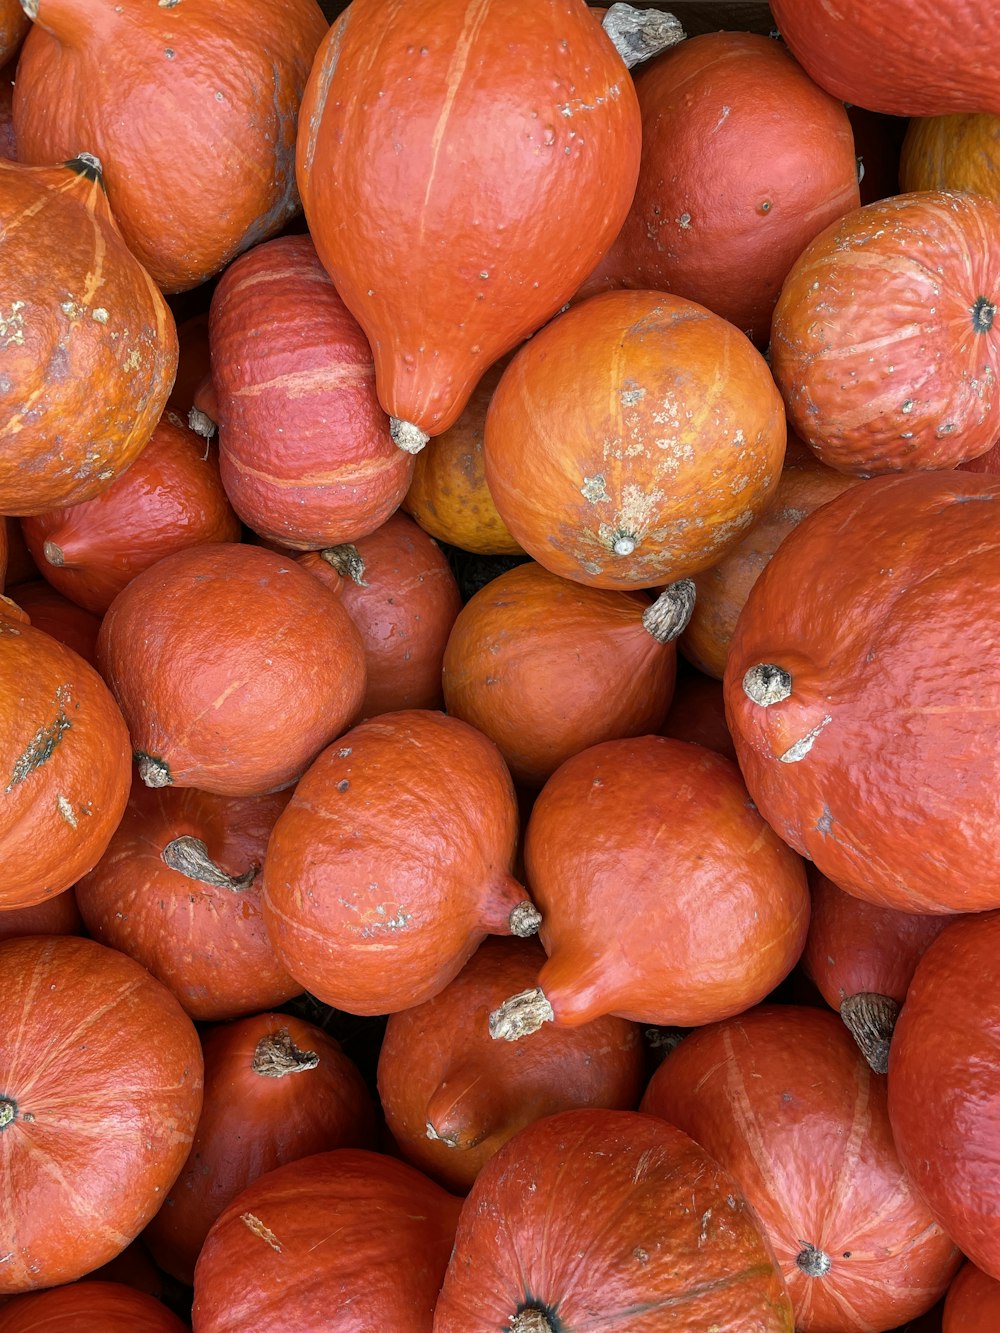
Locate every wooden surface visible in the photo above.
<box><xmin>317</xmin><ymin>2</ymin><xmax>777</xmax><ymax>36</ymax></box>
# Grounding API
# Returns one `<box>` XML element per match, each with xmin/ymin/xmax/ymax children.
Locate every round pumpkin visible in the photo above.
<box><xmin>586</xmin><ymin>31</ymin><xmax>860</xmax><ymax>345</ymax></box>
<box><xmin>192</xmin><ymin>1150</ymin><xmax>461</xmax><ymax>1331</ymax></box>
<box><xmin>642</xmin><ymin>1005</ymin><xmax>960</xmax><ymax>1331</ymax></box>
<box><xmin>0</xmin><ymin>155</ymin><xmax>177</xmax><ymax>515</ymax></box>
<box><xmin>0</xmin><ymin>1</ymin><xmax>26</xmax><ymax>67</ymax></box>
<box><xmin>483</xmin><ymin>288</ymin><xmax>786</xmax><ymax>590</ymax></box>
<box><xmin>943</xmin><ymin>1262</ymin><xmax>1000</xmax><ymax>1331</ymax></box>
<box><xmin>771</xmin><ymin>191</ymin><xmax>1000</xmax><ymax>474</ymax></box>
<box><xmin>96</xmin><ymin>542</ymin><xmax>367</xmax><ymax>797</ymax></box>
<box><xmin>21</xmin><ymin>411</ymin><xmax>241</xmax><ymax>614</ymax></box>
<box><xmin>661</xmin><ymin>663</ymin><xmax>738</xmax><ymax>762</ymax></box>
<box><xmin>13</xmin><ymin>0</ymin><xmax>327</xmax><ymax>292</ymax></box>
<box><xmin>262</xmin><ymin>709</ymin><xmax>538</xmax><ymax>1015</ymax></box>
<box><xmin>0</xmin><ymin>888</ymin><xmax>81</xmax><ymax>941</ymax></box>
<box><xmin>0</xmin><ymin>1282</ymin><xmax>187</xmax><ymax>1332</ymax></box>
<box><xmin>442</xmin><ymin>561</ymin><xmax>679</xmax><ymax>786</ymax></box>
<box><xmin>0</xmin><ymin>935</ymin><xmax>203</xmax><ymax>1293</ymax></box>
<box><xmin>433</xmin><ymin>1107</ymin><xmax>794</xmax><ymax>1330</ymax></box>
<box><xmin>297</xmin><ymin>0</ymin><xmax>641</xmax><ymax>440</ymax></box>
<box><xmin>209</xmin><ymin>234</ymin><xmax>415</xmax><ymax>549</ymax></box>
<box><xmin>145</xmin><ymin>1012</ymin><xmax>376</xmax><ymax>1285</ymax></box>
<box><xmin>888</xmin><ymin>911</ymin><xmax>1000</xmax><ymax>1279</ymax></box>
<box><xmin>723</xmin><ymin>471</ymin><xmax>1000</xmax><ymax>913</ymax></box>
<box><xmin>900</xmin><ymin>112</ymin><xmax>1000</xmax><ymax>202</ymax></box>
<box><xmin>8</xmin><ymin>580</ymin><xmax>101</xmax><ymax>666</ymax></box>
<box><xmin>489</xmin><ymin>735</ymin><xmax>809</xmax><ymax>1040</ymax></box>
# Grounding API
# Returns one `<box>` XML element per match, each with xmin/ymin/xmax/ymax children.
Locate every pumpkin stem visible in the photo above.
<box><xmin>42</xmin><ymin>540</ymin><xmax>67</xmax><ymax>569</ymax></box>
<box><xmin>643</xmin><ymin>579</ymin><xmax>696</xmax><ymax>643</ymax></box>
<box><xmin>601</xmin><ymin>3</ymin><xmax>685</xmax><ymax>69</ymax></box>
<box><xmin>743</xmin><ymin>663</ymin><xmax>792</xmax><ymax>706</ymax></box>
<box><xmin>510</xmin><ymin>1309</ymin><xmax>557</xmax><ymax>1333</ymax></box>
<box><xmin>0</xmin><ymin>1098</ymin><xmax>15</xmax><ymax>1130</ymax></box>
<box><xmin>840</xmin><ymin>992</ymin><xmax>900</xmax><ymax>1075</ymax></box>
<box><xmin>795</xmin><ymin>1242</ymin><xmax>832</xmax><ymax>1278</ymax></box>
<box><xmin>188</xmin><ymin>406</ymin><xmax>217</xmax><ymax>442</ymax></box>
<box><xmin>489</xmin><ymin>987</ymin><xmax>555</xmax><ymax>1042</ymax></box>
<box><xmin>137</xmin><ymin>752</ymin><xmax>173</xmax><ymax>788</ymax></box>
<box><xmin>65</xmin><ymin>152</ymin><xmax>104</xmax><ymax>185</ymax></box>
<box><xmin>508</xmin><ymin>900</ymin><xmax>543</xmax><ymax>938</ymax></box>
<box><xmin>320</xmin><ymin>544</ymin><xmax>368</xmax><ymax>586</ymax></box>
<box><xmin>251</xmin><ymin>1028</ymin><xmax>320</xmax><ymax>1078</ymax></box>
<box><xmin>972</xmin><ymin>295</ymin><xmax>996</xmax><ymax>334</ymax></box>
<box><xmin>390</xmin><ymin>417</ymin><xmax>429</xmax><ymax>454</ymax></box>
<box><xmin>161</xmin><ymin>835</ymin><xmax>258</xmax><ymax>892</ymax></box>
<box><xmin>611</xmin><ymin>531</ymin><xmax>637</xmax><ymax>556</ymax></box>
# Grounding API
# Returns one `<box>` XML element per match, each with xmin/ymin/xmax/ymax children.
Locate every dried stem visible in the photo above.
<box><xmin>161</xmin><ymin>835</ymin><xmax>257</xmax><ymax>892</ymax></box>
<box><xmin>601</xmin><ymin>3</ymin><xmax>685</xmax><ymax>69</ymax></box>
<box><xmin>251</xmin><ymin>1028</ymin><xmax>320</xmax><ymax>1078</ymax></box>
<box><xmin>643</xmin><ymin>579</ymin><xmax>696</xmax><ymax>642</ymax></box>
<box><xmin>840</xmin><ymin>992</ymin><xmax>900</xmax><ymax>1075</ymax></box>
<box><xmin>489</xmin><ymin>987</ymin><xmax>554</xmax><ymax>1042</ymax></box>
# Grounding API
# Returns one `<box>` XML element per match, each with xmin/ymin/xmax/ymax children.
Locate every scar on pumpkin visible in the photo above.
<box><xmin>6</xmin><ymin>687</ymin><xmax>73</xmax><ymax>792</ymax></box>
<box><xmin>240</xmin><ymin>1212</ymin><xmax>282</xmax><ymax>1253</ymax></box>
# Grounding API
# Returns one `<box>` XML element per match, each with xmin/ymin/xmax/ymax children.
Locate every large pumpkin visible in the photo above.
<box><xmin>0</xmin><ymin>155</ymin><xmax>177</xmax><ymax>515</ymax></box>
<box><xmin>296</xmin><ymin>0</ymin><xmax>641</xmax><ymax>441</ymax></box>
<box><xmin>13</xmin><ymin>0</ymin><xmax>327</xmax><ymax>292</ymax></box>
<box><xmin>433</xmin><ymin>1107</ymin><xmax>794</xmax><ymax>1330</ymax></box>
<box><xmin>484</xmin><ymin>289</ymin><xmax>786</xmax><ymax>590</ymax></box>
<box><xmin>0</xmin><ymin>936</ymin><xmax>203</xmax><ymax>1293</ymax></box>
<box><xmin>723</xmin><ymin>471</ymin><xmax>1000</xmax><ymax>914</ymax></box>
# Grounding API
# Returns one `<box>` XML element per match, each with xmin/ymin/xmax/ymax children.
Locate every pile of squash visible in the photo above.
<box><xmin>1</xmin><ymin>0</ymin><xmax>999</xmax><ymax>1328</ymax></box>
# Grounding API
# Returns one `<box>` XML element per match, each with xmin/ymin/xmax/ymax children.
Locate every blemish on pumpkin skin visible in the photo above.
<box><xmin>7</xmin><ymin>687</ymin><xmax>73</xmax><ymax>792</ymax></box>
<box><xmin>240</xmin><ymin>1212</ymin><xmax>282</xmax><ymax>1252</ymax></box>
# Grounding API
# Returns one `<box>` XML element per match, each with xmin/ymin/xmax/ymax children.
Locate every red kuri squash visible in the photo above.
<box><xmin>942</xmin><ymin>1262</ymin><xmax>1000</xmax><ymax>1331</ymax></box>
<box><xmin>0</xmin><ymin>1282</ymin><xmax>187</xmax><ymax>1332</ymax></box>
<box><xmin>8</xmin><ymin>580</ymin><xmax>101</xmax><ymax>666</ymax></box>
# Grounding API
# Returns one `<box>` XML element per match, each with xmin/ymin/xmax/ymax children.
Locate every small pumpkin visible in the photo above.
<box><xmin>900</xmin><ymin>112</ymin><xmax>1000</xmax><ymax>203</ymax></box>
<box><xmin>0</xmin><ymin>1282</ymin><xmax>187</xmax><ymax>1332</ymax></box>
<box><xmin>943</xmin><ymin>1262</ymin><xmax>1000</xmax><ymax>1331</ymax></box>
<box><xmin>7</xmin><ymin>580</ymin><xmax>101</xmax><ymax>665</ymax></box>
<box><xmin>0</xmin><ymin>887</ymin><xmax>82</xmax><ymax>942</ymax></box>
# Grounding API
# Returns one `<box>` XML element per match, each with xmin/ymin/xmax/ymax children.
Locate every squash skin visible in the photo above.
<box><xmin>900</xmin><ymin>112</ymin><xmax>1000</xmax><ymax>202</ymax></box>
<box><xmin>643</xmin><ymin>1005</ymin><xmax>960</xmax><ymax>1332</ymax></box>
<box><xmin>8</xmin><ymin>580</ymin><xmax>101</xmax><ymax>666</ymax></box>
<box><xmin>771</xmin><ymin>191</ymin><xmax>1000</xmax><ymax>475</ymax></box>
<box><xmin>943</xmin><ymin>1262</ymin><xmax>1000</xmax><ymax>1331</ymax></box>
<box><xmin>297</xmin><ymin>0</ymin><xmax>641</xmax><ymax>436</ymax></box>
<box><xmin>768</xmin><ymin>0</ymin><xmax>1000</xmax><ymax>117</ymax></box>
<box><xmin>0</xmin><ymin>1281</ymin><xmax>187</xmax><ymax>1331</ymax></box>
<box><xmin>0</xmin><ymin>157</ymin><xmax>177</xmax><ymax>515</ymax></box>
<box><xmin>0</xmin><ymin>936</ymin><xmax>203</xmax><ymax>1294</ymax></box>
<box><xmin>0</xmin><ymin>0</ymin><xmax>26</xmax><ymax>66</ymax></box>
<box><xmin>888</xmin><ymin>913</ymin><xmax>1000</xmax><ymax>1280</ymax></box>
<box><xmin>262</xmin><ymin>709</ymin><xmax>532</xmax><ymax>1015</ymax></box>
<box><xmin>13</xmin><ymin>0</ymin><xmax>327</xmax><ymax>292</ymax></box>
<box><xmin>723</xmin><ymin>471</ymin><xmax>1000</xmax><ymax>913</ymax></box>
<box><xmin>433</xmin><ymin>1107</ymin><xmax>794</xmax><ymax>1331</ymax></box>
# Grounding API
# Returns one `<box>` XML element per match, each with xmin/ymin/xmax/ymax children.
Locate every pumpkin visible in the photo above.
<box><xmin>21</xmin><ymin>411</ymin><xmax>241</xmax><ymax>615</ymax></box>
<box><xmin>489</xmin><ymin>735</ymin><xmax>809</xmax><ymax>1040</ymax></box>
<box><xmin>7</xmin><ymin>580</ymin><xmax>100</xmax><ymax>666</ymax></box>
<box><xmin>96</xmin><ymin>542</ymin><xmax>367</xmax><ymax>797</ymax></box>
<box><xmin>74</xmin><ymin>779</ymin><xmax>299</xmax><ymax>1021</ymax></box>
<box><xmin>661</xmin><ymin>663</ymin><xmax>738</xmax><ymax>762</ymax></box>
<box><xmin>723</xmin><ymin>471</ymin><xmax>1000</xmax><ymax>914</ymax></box>
<box><xmin>0</xmin><ymin>1</ymin><xmax>26</xmax><ymax>66</ymax></box>
<box><xmin>402</xmin><ymin>358</ymin><xmax>524</xmax><ymax>556</ymax></box>
<box><xmin>13</xmin><ymin>0</ymin><xmax>327</xmax><ymax>292</ymax></box>
<box><xmin>960</xmin><ymin>438</ymin><xmax>1000</xmax><ymax>473</ymax></box>
<box><xmin>296</xmin><ymin>0</ymin><xmax>641</xmax><ymax>441</ymax></box>
<box><xmin>0</xmin><ymin>1282</ymin><xmax>187</xmax><ymax>1332</ymax></box>
<box><xmin>767</xmin><ymin>0</ymin><xmax>1000</xmax><ymax>117</ymax></box>
<box><xmin>377</xmin><ymin>935</ymin><xmax>645</xmax><ymax>1193</ymax></box>
<box><xmin>441</xmin><ymin>561</ymin><xmax>679</xmax><ymax>787</ymax></box>
<box><xmin>0</xmin><ymin>602</ymin><xmax>131</xmax><ymax>910</ymax></box>
<box><xmin>0</xmin><ymin>887</ymin><xmax>81</xmax><ymax>941</ymax></box>
<box><xmin>642</xmin><ymin>1005</ymin><xmax>960</xmax><ymax>1331</ymax></box>
<box><xmin>297</xmin><ymin>511</ymin><xmax>462</xmax><ymax>717</ymax></box>
<box><xmin>209</xmin><ymin>234</ymin><xmax>415</xmax><ymax>549</ymax></box>
<box><xmin>168</xmin><ymin>312</ymin><xmax>212</xmax><ymax>417</ymax></box>
<box><xmin>192</xmin><ymin>1149</ymin><xmax>461</xmax><ymax>1331</ymax></box>
<box><xmin>262</xmin><ymin>708</ymin><xmax>539</xmax><ymax>1015</ymax></box>
<box><xmin>943</xmin><ymin>1262</ymin><xmax>1000</xmax><ymax>1331</ymax></box>
<box><xmin>900</xmin><ymin>112</ymin><xmax>1000</xmax><ymax>203</ymax></box>
<box><xmin>433</xmin><ymin>1107</ymin><xmax>794</xmax><ymax>1330</ymax></box>
<box><xmin>681</xmin><ymin>453</ymin><xmax>861</xmax><ymax>679</ymax></box>
<box><xmin>771</xmin><ymin>191</ymin><xmax>1000</xmax><ymax>474</ymax></box>
<box><xmin>145</xmin><ymin>1012</ymin><xmax>376</xmax><ymax>1285</ymax></box>
<box><xmin>0</xmin><ymin>935</ymin><xmax>203</xmax><ymax>1293</ymax></box>
<box><xmin>483</xmin><ymin>289</ymin><xmax>786</xmax><ymax>590</ymax></box>
<box><xmin>0</xmin><ymin>155</ymin><xmax>177</xmax><ymax>515</ymax></box>
<box><xmin>584</xmin><ymin>31</ymin><xmax>860</xmax><ymax>345</ymax></box>
<box><xmin>888</xmin><ymin>911</ymin><xmax>1000</xmax><ymax>1279</ymax></box>
<box><xmin>802</xmin><ymin>869</ymin><xmax>958</xmax><ymax>1072</ymax></box>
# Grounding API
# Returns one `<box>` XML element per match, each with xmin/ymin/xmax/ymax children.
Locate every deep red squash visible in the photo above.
<box><xmin>145</xmin><ymin>1012</ymin><xmax>376</xmax><ymax>1285</ymax></box>
<box><xmin>888</xmin><ymin>912</ymin><xmax>1000</xmax><ymax>1279</ymax></box>
<box><xmin>0</xmin><ymin>888</ymin><xmax>82</xmax><ymax>941</ymax></box>
<box><xmin>297</xmin><ymin>511</ymin><xmax>462</xmax><ymax>717</ymax></box>
<box><xmin>484</xmin><ymin>289</ymin><xmax>786</xmax><ymax>590</ymax></box>
<box><xmin>441</xmin><ymin>561</ymin><xmax>679</xmax><ymax>787</ymax></box>
<box><xmin>767</xmin><ymin>0</ymin><xmax>1000</xmax><ymax>117</ymax></box>
<box><xmin>585</xmin><ymin>31</ymin><xmax>860</xmax><ymax>345</ymax></box>
<box><xmin>7</xmin><ymin>580</ymin><xmax>101</xmax><ymax>666</ymax></box>
<box><xmin>262</xmin><ymin>708</ymin><xmax>539</xmax><ymax>1015</ymax></box>
<box><xmin>13</xmin><ymin>0</ymin><xmax>328</xmax><ymax>293</ymax></box>
<box><xmin>0</xmin><ymin>1</ymin><xmax>26</xmax><ymax>66</ymax></box>
<box><xmin>74</xmin><ymin>779</ymin><xmax>299</xmax><ymax>1021</ymax></box>
<box><xmin>297</xmin><ymin>0</ymin><xmax>641</xmax><ymax>441</ymax></box>
<box><xmin>0</xmin><ymin>601</ymin><xmax>131</xmax><ymax>909</ymax></box>
<box><xmin>489</xmin><ymin>735</ymin><xmax>809</xmax><ymax>1040</ymax></box>
<box><xmin>0</xmin><ymin>155</ymin><xmax>177</xmax><ymax>515</ymax></box>
<box><xmin>433</xmin><ymin>1107</ymin><xmax>794</xmax><ymax>1330</ymax></box>
<box><xmin>378</xmin><ymin>936</ymin><xmax>645</xmax><ymax>1194</ymax></box>
<box><xmin>21</xmin><ymin>411</ymin><xmax>241</xmax><ymax>615</ymax></box>
<box><xmin>660</xmin><ymin>663</ymin><xmax>738</xmax><ymax>762</ymax></box>
<box><xmin>0</xmin><ymin>1282</ymin><xmax>187</xmax><ymax>1332</ymax></box>
<box><xmin>771</xmin><ymin>191</ymin><xmax>1000</xmax><ymax>475</ymax></box>
<box><xmin>209</xmin><ymin>234</ymin><xmax>416</xmax><ymax>549</ymax></box>
<box><xmin>0</xmin><ymin>935</ymin><xmax>203</xmax><ymax>1293</ymax></box>
<box><xmin>724</xmin><ymin>471</ymin><xmax>1000</xmax><ymax>914</ymax></box>
<box><xmin>642</xmin><ymin>1005</ymin><xmax>960</xmax><ymax>1331</ymax></box>
<box><xmin>192</xmin><ymin>1149</ymin><xmax>461</xmax><ymax>1331</ymax></box>
<box><xmin>943</xmin><ymin>1262</ymin><xmax>1000</xmax><ymax>1331</ymax></box>
<box><xmin>96</xmin><ymin>542</ymin><xmax>367</xmax><ymax>797</ymax></box>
